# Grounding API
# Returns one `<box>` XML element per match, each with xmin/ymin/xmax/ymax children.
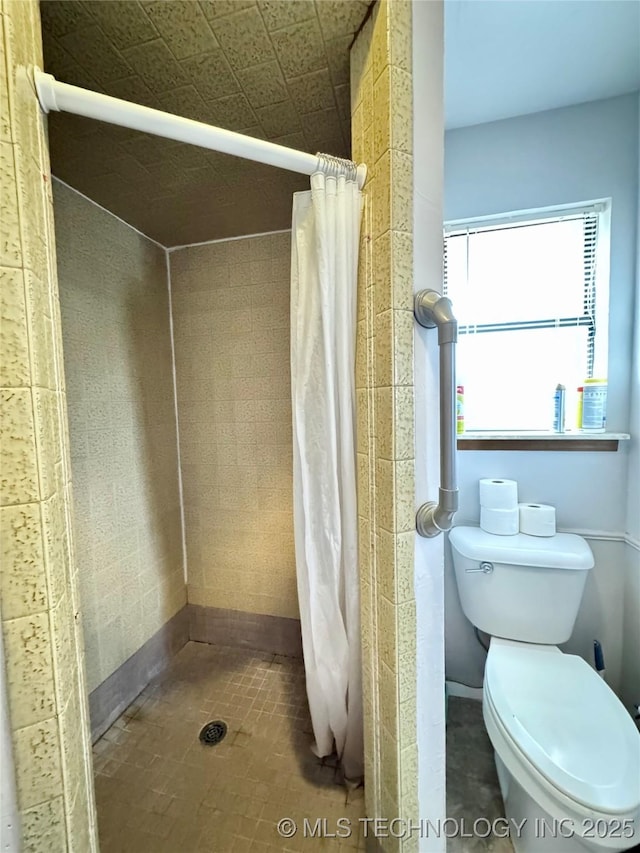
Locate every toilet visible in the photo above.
<box><xmin>449</xmin><ymin>526</ymin><xmax>640</xmax><ymax>853</ymax></box>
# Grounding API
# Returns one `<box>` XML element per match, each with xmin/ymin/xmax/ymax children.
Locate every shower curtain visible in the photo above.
<box><xmin>290</xmin><ymin>170</ymin><xmax>363</xmax><ymax>782</ymax></box>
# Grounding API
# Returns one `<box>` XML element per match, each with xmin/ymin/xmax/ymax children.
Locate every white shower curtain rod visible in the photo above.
<box><xmin>33</xmin><ymin>69</ymin><xmax>367</xmax><ymax>189</ymax></box>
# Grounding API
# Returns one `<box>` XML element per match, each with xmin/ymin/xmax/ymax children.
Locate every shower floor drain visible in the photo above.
<box><xmin>199</xmin><ymin>720</ymin><xmax>227</xmax><ymax>746</ymax></box>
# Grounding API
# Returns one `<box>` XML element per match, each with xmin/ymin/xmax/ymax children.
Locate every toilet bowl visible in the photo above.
<box><xmin>483</xmin><ymin>639</ymin><xmax>640</xmax><ymax>853</ymax></box>
<box><xmin>448</xmin><ymin>526</ymin><xmax>640</xmax><ymax>853</ymax></box>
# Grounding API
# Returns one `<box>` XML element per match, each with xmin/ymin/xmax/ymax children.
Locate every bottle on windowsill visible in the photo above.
<box><xmin>576</xmin><ymin>386</ymin><xmax>584</xmax><ymax>430</ymax></box>
<box><xmin>581</xmin><ymin>378</ymin><xmax>607</xmax><ymax>432</ymax></box>
<box><xmin>553</xmin><ymin>383</ymin><xmax>566</xmax><ymax>433</ymax></box>
<box><xmin>456</xmin><ymin>384</ymin><xmax>465</xmax><ymax>435</ymax></box>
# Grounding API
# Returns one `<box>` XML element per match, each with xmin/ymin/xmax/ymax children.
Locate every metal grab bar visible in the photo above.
<box><xmin>414</xmin><ymin>289</ymin><xmax>459</xmax><ymax>537</ymax></box>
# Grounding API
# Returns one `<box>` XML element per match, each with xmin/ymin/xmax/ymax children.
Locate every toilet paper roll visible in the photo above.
<box><xmin>519</xmin><ymin>503</ymin><xmax>556</xmax><ymax>537</ymax></box>
<box><xmin>479</xmin><ymin>478</ymin><xmax>519</xmax><ymax>510</ymax></box>
<box><xmin>480</xmin><ymin>506</ymin><xmax>519</xmax><ymax>536</ymax></box>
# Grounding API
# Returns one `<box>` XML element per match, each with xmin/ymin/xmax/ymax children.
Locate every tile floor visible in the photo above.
<box><xmin>446</xmin><ymin>697</ymin><xmax>514</xmax><ymax>853</ymax></box>
<box><xmin>92</xmin><ymin>642</ymin><xmax>366</xmax><ymax>852</ymax></box>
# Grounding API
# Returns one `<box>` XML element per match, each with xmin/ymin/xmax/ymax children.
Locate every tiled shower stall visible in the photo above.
<box><xmin>0</xmin><ymin>1</ymin><xmax>444</xmax><ymax>851</ymax></box>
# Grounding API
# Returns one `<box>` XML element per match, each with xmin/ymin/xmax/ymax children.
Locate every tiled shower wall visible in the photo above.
<box><xmin>170</xmin><ymin>232</ymin><xmax>298</xmax><ymax>619</ymax></box>
<box><xmin>40</xmin><ymin>1</ymin><xmax>367</xmax><ymax>246</ymax></box>
<box><xmin>0</xmin><ymin>0</ymin><xmax>97</xmax><ymax>848</ymax></box>
<box><xmin>351</xmin><ymin>2</ymin><xmax>418</xmax><ymax>850</ymax></box>
<box><xmin>54</xmin><ymin>181</ymin><xmax>186</xmax><ymax>693</ymax></box>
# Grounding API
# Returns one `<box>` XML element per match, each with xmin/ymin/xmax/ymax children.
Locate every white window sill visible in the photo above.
<box><xmin>457</xmin><ymin>431</ymin><xmax>630</xmax><ymax>451</ymax></box>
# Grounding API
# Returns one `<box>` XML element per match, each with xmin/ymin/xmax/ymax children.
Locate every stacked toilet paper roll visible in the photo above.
<box><xmin>519</xmin><ymin>503</ymin><xmax>556</xmax><ymax>537</ymax></box>
<box><xmin>479</xmin><ymin>478</ymin><xmax>519</xmax><ymax>535</ymax></box>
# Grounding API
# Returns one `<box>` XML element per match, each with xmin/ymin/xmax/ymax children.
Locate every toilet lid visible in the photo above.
<box><xmin>485</xmin><ymin>643</ymin><xmax>640</xmax><ymax>814</ymax></box>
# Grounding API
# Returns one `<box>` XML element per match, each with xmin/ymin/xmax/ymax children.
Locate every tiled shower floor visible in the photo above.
<box><xmin>92</xmin><ymin>642</ymin><xmax>366</xmax><ymax>852</ymax></box>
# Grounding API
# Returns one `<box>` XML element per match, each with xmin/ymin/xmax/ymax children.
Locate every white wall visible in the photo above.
<box><xmin>444</xmin><ymin>95</ymin><xmax>639</xmax><ymax>704</ymax></box>
<box><xmin>446</xmin><ymin>94</ymin><xmax>638</xmax><ymax>432</ymax></box>
<box><xmin>620</xmin><ymin>93</ymin><xmax>640</xmax><ymax>713</ymax></box>
<box><xmin>413</xmin><ymin>1</ymin><xmax>447</xmax><ymax>849</ymax></box>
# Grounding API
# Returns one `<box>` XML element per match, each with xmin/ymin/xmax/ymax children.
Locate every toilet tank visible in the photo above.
<box><xmin>448</xmin><ymin>526</ymin><xmax>594</xmax><ymax>644</ymax></box>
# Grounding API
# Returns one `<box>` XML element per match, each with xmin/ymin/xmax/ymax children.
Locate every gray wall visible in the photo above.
<box><xmin>621</xmin><ymin>93</ymin><xmax>640</xmax><ymax>712</ymax></box>
<box><xmin>444</xmin><ymin>95</ymin><xmax>639</xmax><ymax>701</ymax></box>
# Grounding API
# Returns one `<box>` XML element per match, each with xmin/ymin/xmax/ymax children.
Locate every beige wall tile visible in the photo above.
<box><xmin>0</xmin><ymin>266</ymin><xmax>30</xmax><ymax>386</ymax></box>
<box><xmin>3</xmin><ymin>612</ymin><xmax>56</xmax><ymax>729</ymax></box>
<box><xmin>0</xmin><ymin>141</ymin><xmax>22</xmax><ymax>268</ymax></box>
<box><xmin>13</xmin><ymin>717</ymin><xmax>63</xmax><ymax>810</ymax></box>
<box><xmin>58</xmin><ymin>685</ymin><xmax>84</xmax><ymax>806</ymax></box>
<box><xmin>380</xmin><ymin>722</ymin><xmax>400</xmax><ymax>802</ymax></box>
<box><xmin>375</xmin><ymin>309</ymin><xmax>393</xmax><ymax>387</ymax></box>
<box><xmin>376</xmin><ymin>593</ymin><xmax>397</xmax><ymax>671</ymax></box>
<box><xmin>375</xmin><ymin>458</ymin><xmax>395</xmax><ymax>533</ymax></box>
<box><xmin>16</xmin><ymin>157</ymin><xmax>48</xmax><ymax>280</ymax></box>
<box><xmin>373</xmin><ymin>387</ymin><xmax>411</xmax><ymax>461</ymax></box>
<box><xmin>376</xmin><ymin>528</ymin><xmax>395</xmax><ymax>602</ymax></box>
<box><xmin>394</xmin><ymin>459</ymin><xmax>416</xmax><ymax>533</ymax></box>
<box><xmin>39</xmin><ymin>491</ymin><xmax>70</xmax><ymax>611</ymax></box>
<box><xmin>394</xmin><ymin>385</ymin><xmax>414</xmax><ymax>461</ymax></box>
<box><xmin>0</xmin><ymin>388</ymin><xmax>39</xmax><ymax>504</ymax></box>
<box><xmin>394</xmin><ymin>459</ymin><xmax>415</xmax><ymax>533</ymax></box>
<box><xmin>1</xmin><ymin>3</ymin><xmax>98</xmax><ymax>845</ymax></box>
<box><xmin>20</xmin><ymin>796</ymin><xmax>67</xmax><ymax>853</ymax></box>
<box><xmin>375</xmin><ymin>386</ymin><xmax>393</xmax><ymax>460</ymax></box>
<box><xmin>378</xmin><ymin>658</ymin><xmax>399</xmax><ymax>736</ymax></box>
<box><xmin>372</xmin><ymin>151</ymin><xmax>391</xmax><ymax>239</ymax></box>
<box><xmin>371</xmin><ymin>1</ymin><xmax>389</xmax><ymax>83</ymax></box>
<box><xmin>32</xmin><ymin>388</ymin><xmax>60</xmax><ymax>501</ymax></box>
<box><xmin>0</xmin><ymin>502</ymin><xmax>47</xmax><ymax>619</ymax></box>
<box><xmin>376</xmin><ymin>527</ymin><xmax>415</xmax><ymax>607</ymax></box>
<box><xmin>24</xmin><ymin>271</ymin><xmax>56</xmax><ymax>390</ymax></box>
<box><xmin>54</xmin><ymin>180</ymin><xmax>186</xmax><ymax>692</ymax></box>
<box><xmin>389</xmin><ymin>0</ymin><xmax>412</xmax><ymax>73</ymax></box>
<box><xmin>50</xmin><ymin>594</ymin><xmax>78</xmax><ymax>709</ymax></box>
<box><xmin>399</xmin><ymin>697</ymin><xmax>417</xmax><ymax>751</ymax></box>
<box><xmin>389</xmin><ymin>66</ymin><xmax>413</xmax><ymax>154</ymax></box>
<box><xmin>357</xmin><ymin>451</ymin><xmax>371</xmax><ymax>520</ymax></box>
<box><xmin>391</xmin><ymin>151</ymin><xmax>413</xmax><ymax>234</ymax></box>
<box><xmin>398</xmin><ymin>647</ymin><xmax>417</xmax><ymax>709</ymax></box>
<box><xmin>400</xmin><ymin>742</ymin><xmax>419</xmax><ymax>818</ymax></box>
<box><xmin>171</xmin><ymin>231</ymin><xmax>298</xmax><ymax>619</ymax></box>
<box><xmin>395</xmin><ymin>531</ymin><xmax>414</xmax><ymax>604</ymax></box>
<box><xmin>351</xmin><ymin>0</ymin><xmax>417</xmax><ymax>831</ymax></box>
<box><xmin>373</xmin><ymin>229</ymin><xmax>392</xmax><ymax>315</ymax></box>
<box><xmin>0</xmin><ymin>15</ymin><xmax>11</xmax><ymax>144</ymax></box>
<box><xmin>373</xmin><ymin>65</ymin><xmax>391</xmax><ymax>163</ymax></box>
<box><xmin>67</xmin><ymin>779</ymin><xmax>92</xmax><ymax>853</ymax></box>
<box><xmin>392</xmin><ymin>310</ymin><xmax>414</xmax><ymax>387</ymax></box>
<box><xmin>379</xmin><ymin>789</ymin><xmax>401</xmax><ymax>853</ymax></box>
<box><xmin>397</xmin><ymin>599</ymin><xmax>417</xmax><ymax>659</ymax></box>
<box><xmin>374</xmin><ymin>230</ymin><xmax>413</xmax><ymax>315</ymax></box>
<box><xmin>402</xmin><ymin>834</ymin><xmax>419</xmax><ymax>853</ymax></box>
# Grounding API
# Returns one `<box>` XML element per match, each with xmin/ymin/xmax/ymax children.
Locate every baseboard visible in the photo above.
<box><xmin>89</xmin><ymin>606</ymin><xmax>189</xmax><ymax>743</ymax></box>
<box><xmin>89</xmin><ymin>604</ymin><xmax>302</xmax><ymax>742</ymax></box>
<box><xmin>446</xmin><ymin>680</ymin><xmax>483</xmax><ymax>701</ymax></box>
<box><xmin>187</xmin><ymin>603</ymin><xmax>303</xmax><ymax>658</ymax></box>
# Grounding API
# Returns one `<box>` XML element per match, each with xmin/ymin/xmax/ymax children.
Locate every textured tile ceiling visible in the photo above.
<box><xmin>40</xmin><ymin>0</ymin><xmax>370</xmax><ymax>246</ymax></box>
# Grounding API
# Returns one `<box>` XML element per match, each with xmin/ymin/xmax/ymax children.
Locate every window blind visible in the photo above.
<box><xmin>443</xmin><ymin>210</ymin><xmax>600</xmax><ymax>380</ymax></box>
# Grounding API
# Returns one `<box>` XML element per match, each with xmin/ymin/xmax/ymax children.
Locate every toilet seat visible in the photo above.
<box><xmin>484</xmin><ymin>640</ymin><xmax>640</xmax><ymax>816</ymax></box>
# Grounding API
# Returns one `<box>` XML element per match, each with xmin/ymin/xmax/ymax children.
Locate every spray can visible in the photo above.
<box><xmin>581</xmin><ymin>378</ymin><xmax>607</xmax><ymax>431</ymax></box>
<box><xmin>553</xmin><ymin>384</ymin><xmax>566</xmax><ymax>432</ymax></box>
<box><xmin>456</xmin><ymin>385</ymin><xmax>464</xmax><ymax>435</ymax></box>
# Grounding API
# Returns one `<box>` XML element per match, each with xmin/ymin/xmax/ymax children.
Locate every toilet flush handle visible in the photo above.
<box><xmin>466</xmin><ymin>561</ymin><xmax>494</xmax><ymax>574</ymax></box>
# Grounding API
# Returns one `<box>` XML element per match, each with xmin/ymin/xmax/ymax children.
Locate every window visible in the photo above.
<box><xmin>443</xmin><ymin>203</ymin><xmax>610</xmax><ymax>431</ymax></box>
